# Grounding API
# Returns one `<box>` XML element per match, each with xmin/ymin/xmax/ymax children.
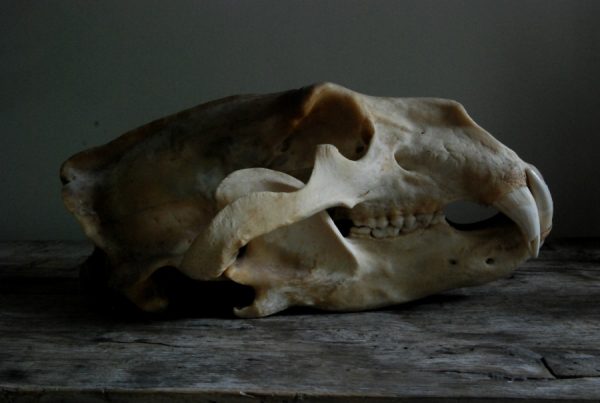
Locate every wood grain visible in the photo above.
<box><xmin>1</xmin><ymin>240</ymin><xmax>599</xmax><ymax>402</ymax></box>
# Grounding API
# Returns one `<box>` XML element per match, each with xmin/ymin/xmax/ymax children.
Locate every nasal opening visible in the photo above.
<box><xmin>443</xmin><ymin>200</ymin><xmax>506</xmax><ymax>231</ymax></box>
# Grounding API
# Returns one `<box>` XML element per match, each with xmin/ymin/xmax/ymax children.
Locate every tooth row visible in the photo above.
<box><xmin>350</xmin><ymin>211</ymin><xmax>445</xmax><ymax>239</ymax></box>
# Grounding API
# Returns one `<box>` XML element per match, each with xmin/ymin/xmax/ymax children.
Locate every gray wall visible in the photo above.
<box><xmin>2</xmin><ymin>0</ymin><xmax>599</xmax><ymax>240</ymax></box>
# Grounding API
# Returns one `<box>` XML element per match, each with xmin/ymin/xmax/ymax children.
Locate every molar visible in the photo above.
<box><xmin>350</xmin><ymin>226</ymin><xmax>371</xmax><ymax>236</ymax></box>
<box><xmin>402</xmin><ymin>214</ymin><xmax>417</xmax><ymax>232</ymax></box>
<box><xmin>391</xmin><ymin>215</ymin><xmax>404</xmax><ymax>229</ymax></box>
<box><xmin>385</xmin><ymin>226</ymin><xmax>399</xmax><ymax>237</ymax></box>
<box><xmin>352</xmin><ymin>216</ymin><xmax>368</xmax><ymax>227</ymax></box>
<box><xmin>431</xmin><ymin>211</ymin><xmax>445</xmax><ymax>225</ymax></box>
<box><xmin>416</xmin><ymin>213</ymin><xmax>433</xmax><ymax>227</ymax></box>
<box><xmin>371</xmin><ymin>228</ymin><xmax>387</xmax><ymax>239</ymax></box>
<box><xmin>376</xmin><ymin>216</ymin><xmax>389</xmax><ymax>228</ymax></box>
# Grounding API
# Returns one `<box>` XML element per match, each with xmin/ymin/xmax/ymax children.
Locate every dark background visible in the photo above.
<box><xmin>2</xmin><ymin>0</ymin><xmax>598</xmax><ymax>240</ymax></box>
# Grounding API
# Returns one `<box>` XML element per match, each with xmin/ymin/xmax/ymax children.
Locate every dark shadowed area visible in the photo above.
<box><xmin>1</xmin><ymin>0</ymin><xmax>598</xmax><ymax>239</ymax></box>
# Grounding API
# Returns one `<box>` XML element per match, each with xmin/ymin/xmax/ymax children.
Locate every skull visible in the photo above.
<box><xmin>61</xmin><ymin>83</ymin><xmax>553</xmax><ymax>317</ymax></box>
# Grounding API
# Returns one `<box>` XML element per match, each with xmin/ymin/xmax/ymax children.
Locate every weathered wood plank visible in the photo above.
<box><xmin>1</xmin><ymin>240</ymin><xmax>599</xmax><ymax>402</ymax></box>
<box><xmin>0</xmin><ymin>241</ymin><xmax>92</xmax><ymax>278</ymax></box>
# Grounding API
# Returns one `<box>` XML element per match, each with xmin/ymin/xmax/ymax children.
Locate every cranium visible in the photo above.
<box><xmin>61</xmin><ymin>83</ymin><xmax>553</xmax><ymax>317</ymax></box>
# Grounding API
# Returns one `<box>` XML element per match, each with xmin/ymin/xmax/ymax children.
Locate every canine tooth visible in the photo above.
<box><xmin>365</xmin><ymin>217</ymin><xmax>377</xmax><ymax>228</ymax></box>
<box><xmin>493</xmin><ymin>186</ymin><xmax>540</xmax><ymax>258</ymax></box>
<box><xmin>402</xmin><ymin>214</ymin><xmax>417</xmax><ymax>232</ymax></box>
<box><xmin>371</xmin><ymin>228</ymin><xmax>387</xmax><ymax>239</ymax></box>
<box><xmin>391</xmin><ymin>215</ymin><xmax>404</xmax><ymax>228</ymax></box>
<box><xmin>416</xmin><ymin>213</ymin><xmax>433</xmax><ymax>227</ymax></box>
<box><xmin>526</xmin><ymin>167</ymin><xmax>553</xmax><ymax>239</ymax></box>
<box><xmin>376</xmin><ymin>216</ymin><xmax>389</xmax><ymax>228</ymax></box>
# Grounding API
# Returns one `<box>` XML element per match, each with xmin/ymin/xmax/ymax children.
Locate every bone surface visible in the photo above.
<box><xmin>61</xmin><ymin>83</ymin><xmax>553</xmax><ymax>317</ymax></box>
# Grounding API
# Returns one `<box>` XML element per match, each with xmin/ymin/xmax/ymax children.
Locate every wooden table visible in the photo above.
<box><xmin>1</xmin><ymin>240</ymin><xmax>599</xmax><ymax>402</ymax></box>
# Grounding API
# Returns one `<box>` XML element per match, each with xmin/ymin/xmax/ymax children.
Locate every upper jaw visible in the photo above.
<box><xmin>349</xmin><ymin>210</ymin><xmax>446</xmax><ymax>239</ymax></box>
<box><xmin>330</xmin><ymin>167</ymin><xmax>553</xmax><ymax>258</ymax></box>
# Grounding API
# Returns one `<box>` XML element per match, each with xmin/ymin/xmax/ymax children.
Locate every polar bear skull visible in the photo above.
<box><xmin>61</xmin><ymin>83</ymin><xmax>552</xmax><ymax>317</ymax></box>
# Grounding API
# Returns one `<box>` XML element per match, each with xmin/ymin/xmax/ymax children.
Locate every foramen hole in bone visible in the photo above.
<box><xmin>61</xmin><ymin>83</ymin><xmax>553</xmax><ymax>317</ymax></box>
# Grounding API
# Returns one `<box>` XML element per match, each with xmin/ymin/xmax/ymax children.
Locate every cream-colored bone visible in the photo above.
<box><xmin>60</xmin><ymin>82</ymin><xmax>553</xmax><ymax>316</ymax></box>
<box><xmin>526</xmin><ymin>167</ymin><xmax>554</xmax><ymax>239</ymax></box>
<box><xmin>212</xmin><ymin>167</ymin><xmax>533</xmax><ymax>318</ymax></box>
<box><xmin>180</xmin><ymin>144</ymin><xmax>371</xmax><ymax>280</ymax></box>
<box><xmin>493</xmin><ymin>187</ymin><xmax>541</xmax><ymax>258</ymax></box>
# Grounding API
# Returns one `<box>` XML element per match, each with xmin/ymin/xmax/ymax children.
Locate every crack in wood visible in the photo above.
<box><xmin>436</xmin><ymin>369</ymin><xmax>552</xmax><ymax>382</ymax></box>
<box><xmin>92</xmin><ymin>337</ymin><xmax>190</xmax><ymax>349</ymax></box>
<box><xmin>540</xmin><ymin>357</ymin><xmax>558</xmax><ymax>379</ymax></box>
<box><xmin>540</xmin><ymin>356</ymin><xmax>600</xmax><ymax>380</ymax></box>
